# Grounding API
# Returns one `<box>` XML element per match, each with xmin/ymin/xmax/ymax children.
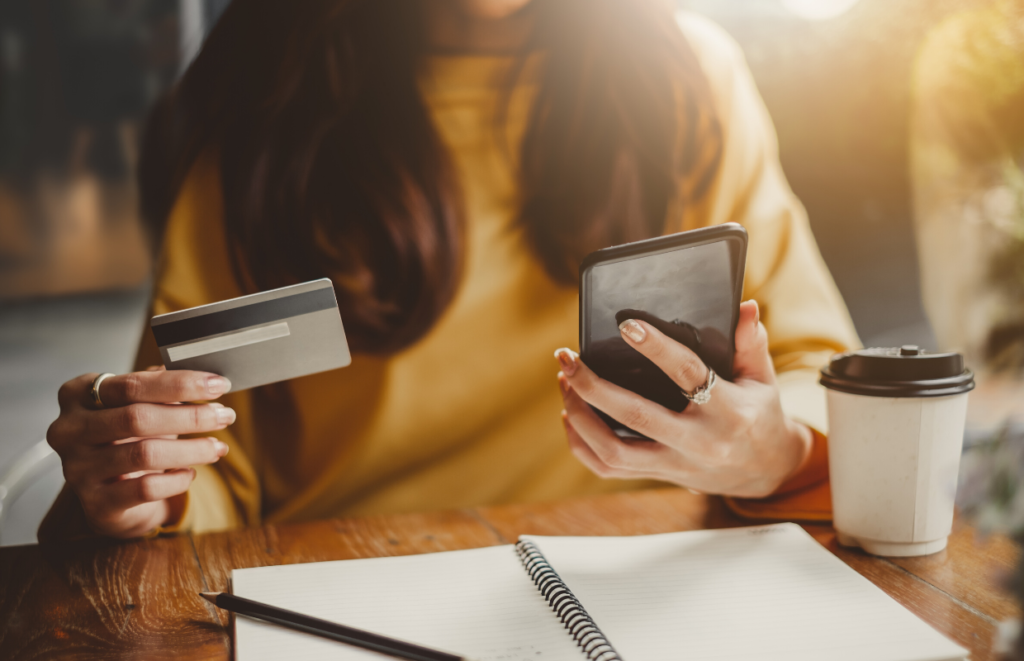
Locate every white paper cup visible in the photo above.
<box><xmin>820</xmin><ymin>346</ymin><xmax>974</xmax><ymax>557</ymax></box>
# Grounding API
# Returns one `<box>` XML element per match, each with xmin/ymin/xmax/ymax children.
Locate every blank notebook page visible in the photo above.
<box><xmin>526</xmin><ymin>523</ymin><xmax>967</xmax><ymax>661</ymax></box>
<box><xmin>231</xmin><ymin>544</ymin><xmax>582</xmax><ymax>661</ymax></box>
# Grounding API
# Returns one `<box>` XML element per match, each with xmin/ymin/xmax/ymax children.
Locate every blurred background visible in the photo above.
<box><xmin>0</xmin><ymin>0</ymin><xmax>1021</xmax><ymax>545</ymax></box>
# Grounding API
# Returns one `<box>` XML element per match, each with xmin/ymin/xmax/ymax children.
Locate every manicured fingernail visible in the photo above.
<box><xmin>752</xmin><ymin>300</ymin><xmax>760</xmax><ymax>328</ymax></box>
<box><xmin>214</xmin><ymin>440</ymin><xmax>229</xmax><ymax>457</ymax></box>
<box><xmin>619</xmin><ymin>319</ymin><xmax>646</xmax><ymax>343</ymax></box>
<box><xmin>554</xmin><ymin>348</ymin><xmax>577</xmax><ymax>375</ymax></box>
<box><xmin>558</xmin><ymin>373</ymin><xmax>570</xmax><ymax>395</ymax></box>
<box><xmin>215</xmin><ymin>407</ymin><xmax>236</xmax><ymax>425</ymax></box>
<box><xmin>206</xmin><ymin>376</ymin><xmax>231</xmax><ymax>395</ymax></box>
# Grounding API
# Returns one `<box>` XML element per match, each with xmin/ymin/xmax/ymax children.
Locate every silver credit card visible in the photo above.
<box><xmin>151</xmin><ymin>278</ymin><xmax>351</xmax><ymax>391</ymax></box>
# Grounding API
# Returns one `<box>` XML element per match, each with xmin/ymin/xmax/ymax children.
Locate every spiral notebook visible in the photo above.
<box><xmin>231</xmin><ymin>523</ymin><xmax>966</xmax><ymax>661</ymax></box>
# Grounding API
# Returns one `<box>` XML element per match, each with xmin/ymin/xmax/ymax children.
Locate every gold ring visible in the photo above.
<box><xmin>91</xmin><ymin>373</ymin><xmax>116</xmax><ymax>409</ymax></box>
<box><xmin>682</xmin><ymin>367</ymin><xmax>716</xmax><ymax>405</ymax></box>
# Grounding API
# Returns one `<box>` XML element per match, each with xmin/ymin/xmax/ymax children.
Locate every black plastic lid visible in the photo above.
<box><xmin>819</xmin><ymin>346</ymin><xmax>975</xmax><ymax>398</ymax></box>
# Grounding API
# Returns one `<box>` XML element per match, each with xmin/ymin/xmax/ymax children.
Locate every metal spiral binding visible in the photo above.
<box><xmin>515</xmin><ymin>540</ymin><xmax>622</xmax><ymax>661</ymax></box>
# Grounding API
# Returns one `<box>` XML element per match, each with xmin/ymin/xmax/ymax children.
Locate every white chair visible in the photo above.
<box><xmin>0</xmin><ymin>439</ymin><xmax>63</xmax><ymax>546</ymax></box>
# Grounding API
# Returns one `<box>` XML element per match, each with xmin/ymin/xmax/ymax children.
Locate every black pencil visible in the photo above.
<box><xmin>200</xmin><ymin>592</ymin><xmax>470</xmax><ymax>661</ymax></box>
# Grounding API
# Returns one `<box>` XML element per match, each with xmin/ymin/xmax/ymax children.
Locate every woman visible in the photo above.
<box><xmin>42</xmin><ymin>0</ymin><xmax>858</xmax><ymax>540</ymax></box>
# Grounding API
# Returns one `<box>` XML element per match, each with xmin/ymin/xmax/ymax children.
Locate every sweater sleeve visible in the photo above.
<box><xmin>675</xmin><ymin>13</ymin><xmax>860</xmax><ymax>509</ymax></box>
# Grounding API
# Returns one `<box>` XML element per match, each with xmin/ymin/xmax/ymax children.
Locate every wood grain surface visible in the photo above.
<box><xmin>890</xmin><ymin>520</ymin><xmax>1021</xmax><ymax>623</ymax></box>
<box><xmin>0</xmin><ymin>533</ymin><xmax>224</xmax><ymax>660</ymax></box>
<box><xmin>0</xmin><ymin>488</ymin><xmax>1018</xmax><ymax>660</ymax></box>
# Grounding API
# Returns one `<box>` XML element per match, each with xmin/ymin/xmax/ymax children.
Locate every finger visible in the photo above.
<box><xmin>563</xmin><ymin>415</ymin><xmax>669</xmax><ymax>482</ymax></box>
<box><xmin>58</xmin><ymin>373</ymin><xmax>99</xmax><ymax>411</ymax></box>
<box><xmin>57</xmin><ymin>434</ymin><xmax>184</xmax><ymax>484</ymax></box>
<box><xmin>732</xmin><ymin>300</ymin><xmax>776</xmax><ymax>384</ymax></box>
<box><xmin>556</xmin><ymin>348</ymin><xmax>691</xmax><ymax>439</ymax></box>
<box><xmin>96</xmin><ymin>437</ymin><xmax>229</xmax><ymax>479</ymax></box>
<box><xmin>83</xmin><ymin>402</ymin><xmax>236</xmax><ymax>444</ymax></box>
<box><xmin>563</xmin><ymin>414</ymin><xmax>620</xmax><ymax>479</ymax></box>
<box><xmin>88</xmin><ymin>370</ymin><xmax>231</xmax><ymax>408</ymax></box>
<box><xmin>616</xmin><ymin>319</ymin><xmax>711</xmax><ymax>393</ymax></box>
<box><xmin>561</xmin><ymin>379</ymin><xmax>669</xmax><ymax>474</ymax></box>
<box><xmin>97</xmin><ymin>468</ymin><xmax>196</xmax><ymax>512</ymax></box>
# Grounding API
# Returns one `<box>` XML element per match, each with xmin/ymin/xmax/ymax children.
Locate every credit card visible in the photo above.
<box><xmin>151</xmin><ymin>278</ymin><xmax>351</xmax><ymax>392</ymax></box>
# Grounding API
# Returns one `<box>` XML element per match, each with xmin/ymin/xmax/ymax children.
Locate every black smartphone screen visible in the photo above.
<box><xmin>580</xmin><ymin>224</ymin><xmax>747</xmax><ymax>437</ymax></box>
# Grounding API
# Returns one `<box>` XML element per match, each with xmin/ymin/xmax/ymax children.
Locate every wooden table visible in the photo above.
<box><xmin>0</xmin><ymin>488</ymin><xmax>1019</xmax><ymax>660</ymax></box>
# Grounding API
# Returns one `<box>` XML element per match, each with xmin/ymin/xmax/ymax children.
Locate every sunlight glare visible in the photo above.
<box><xmin>780</xmin><ymin>0</ymin><xmax>862</xmax><ymax>21</ymax></box>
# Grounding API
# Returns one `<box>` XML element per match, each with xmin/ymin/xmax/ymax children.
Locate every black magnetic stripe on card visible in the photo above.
<box><xmin>152</xmin><ymin>287</ymin><xmax>337</xmax><ymax>347</ymax></box>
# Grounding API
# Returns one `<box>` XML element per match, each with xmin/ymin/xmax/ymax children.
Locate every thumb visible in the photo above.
<box><xmin>733</xmin><ymin>300</ymin><xmax>775</xmax><ymax>384</ymax></box>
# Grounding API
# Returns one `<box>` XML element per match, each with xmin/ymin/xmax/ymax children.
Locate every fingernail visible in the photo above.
<box><xmin>214</xmin><ymin>440</ymin><xmax>229</xmax><ymax>457</ymax></box>
<box><xmin>554</xmin><ymin>348</ymin><xmax>577</xmax><ymax>376</ymax></box>
<box><xmin>752</xmin><ymin>300</ymin><xmax>760</xmax><ymax>328</ymax></box>
<box><xmin>206</xmin><ymin>376</ymin><xmax>231</xmax><ymax>395</ymax></box>
<box><xmin>558</xmin><ymin>373</ymin><xmax>570</xmax><ymax>395</ymax></box>
<box><xmin>619</xmin><ymin>319</ymin><xmax>646</xmax><ymax>343</ymax></box>
<box><xmin>190</xmin><ymin>467</ymin><xmax>197</xmax><ymax>481</ymax></box>
<box><xmin>215</xmin><ymin>407</ymin><xmax>236</xmax><ymax>425</ymax></box>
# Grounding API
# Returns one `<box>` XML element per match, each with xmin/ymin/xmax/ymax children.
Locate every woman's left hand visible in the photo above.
<box><xmin>556</xmin><ymin>300</ymin><xmax>812</xmax><ymax>498</ymax></box>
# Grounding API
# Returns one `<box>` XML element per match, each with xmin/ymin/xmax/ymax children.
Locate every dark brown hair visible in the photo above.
<box><xmin>139</xmin><ymin>0</ymin><xmax>721</xmax><ymax>353</ymax></box>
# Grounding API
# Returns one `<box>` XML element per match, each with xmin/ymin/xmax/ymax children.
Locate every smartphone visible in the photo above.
<box><xmin>579</xmin><ymin>223</ymin><xmax>748</xmax><ymax>438</ymax></box>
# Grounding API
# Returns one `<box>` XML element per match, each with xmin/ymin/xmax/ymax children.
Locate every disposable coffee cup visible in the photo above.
<box><xmin>819</xmin><ymin>346</ymin><xmax>975</xmax><ymax>557</ymax></box>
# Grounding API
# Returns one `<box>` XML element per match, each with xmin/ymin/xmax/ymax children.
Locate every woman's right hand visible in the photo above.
<box><xmin>47</xmin><ymin>369</ymin><xmax>235</xmax><ymax>539</ymax></box>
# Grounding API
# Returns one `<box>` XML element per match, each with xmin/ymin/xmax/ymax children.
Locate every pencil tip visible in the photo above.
<box><xmin>199</xmin><ymin>592</ymin><xmax>218</xmax><ymax>604</ymax></box>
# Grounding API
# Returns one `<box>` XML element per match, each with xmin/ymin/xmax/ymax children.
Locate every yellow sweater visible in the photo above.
<box><xmin>46</xmin><ymin>14</ymin><xmax>859</xmax><ymax>537</ymax></box>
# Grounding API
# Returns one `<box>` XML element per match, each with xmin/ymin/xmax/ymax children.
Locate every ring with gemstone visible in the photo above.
<box><xmin>682</xmin><ymin>367</ymin><xmax>716</xmax><ymax>405</ymax></box>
